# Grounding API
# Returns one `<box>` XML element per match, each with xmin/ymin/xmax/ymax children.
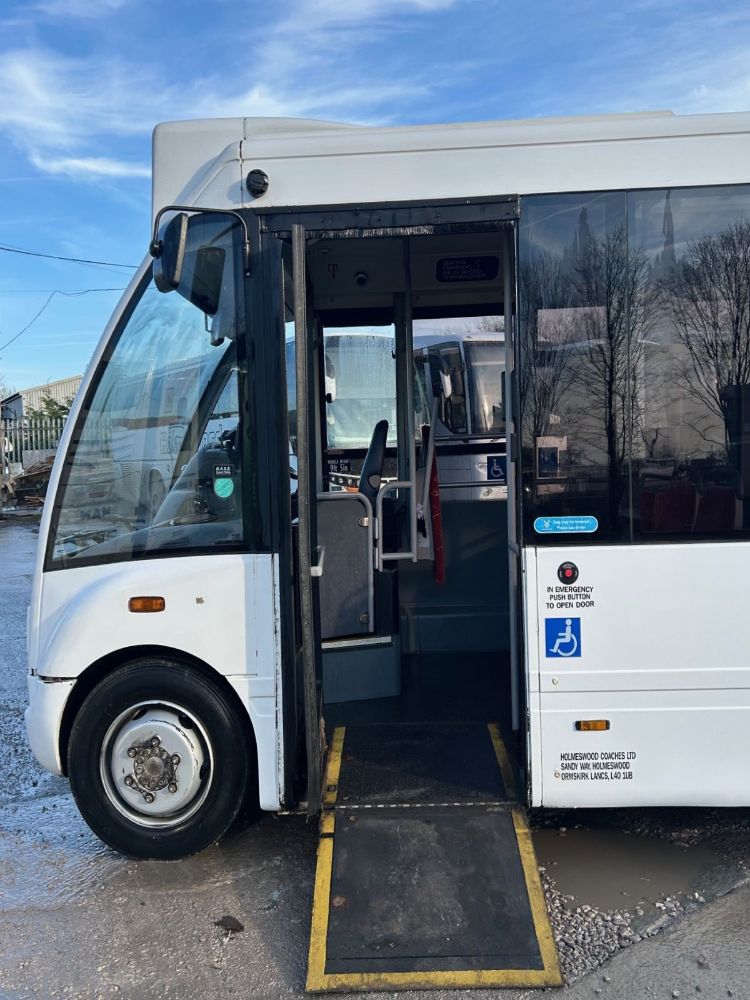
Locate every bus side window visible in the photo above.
<box><xmin>429</xmin><ymin>343</ymin><xmax>467</xmax><ymax>435</ymax></box>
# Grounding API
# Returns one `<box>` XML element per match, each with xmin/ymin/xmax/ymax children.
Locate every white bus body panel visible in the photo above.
<box><xmin>526</xmin><ymin>543</ymin><xmax>750</xmax><ymax>807</ymax></box>
<box><xmin>26</xmin><ymin>553</ymin><xmax>284</xmax><ymax>811</ymax></box>
<box><xmin>151</xmin><ymin>112</ymin><xmax>750</xmax><ymax>220</ymax></box>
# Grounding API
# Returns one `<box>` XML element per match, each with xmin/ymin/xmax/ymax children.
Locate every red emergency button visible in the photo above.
<box><xmin>557</xmin><ymin>562</ymin><xmax>579</xmax><ymax>584</ymax></box>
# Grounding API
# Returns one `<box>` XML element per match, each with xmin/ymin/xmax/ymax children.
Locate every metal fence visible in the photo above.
<box><xmin>1</xmin><ymin>417</ymin><xmax>66</xmax><ymax>473</ymax></box>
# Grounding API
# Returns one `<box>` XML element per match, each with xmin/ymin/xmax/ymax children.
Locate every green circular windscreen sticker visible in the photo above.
<box><xmin>214</xmin><ymin>477</ymin><xmax>234</xmax><ymax>499</ymax></box>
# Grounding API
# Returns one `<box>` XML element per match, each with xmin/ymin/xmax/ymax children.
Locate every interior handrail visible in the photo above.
<box><xmin>375</xmin><ymin>480</ymin><xmax>417</xmax><ymax>571</ymax></box>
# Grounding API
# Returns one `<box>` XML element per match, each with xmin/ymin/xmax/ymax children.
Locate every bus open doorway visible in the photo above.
<box><xmin>279</xmin><ymin>217</ymin><xmax>521</xmax><ymax>742</ymax></box>
<box><xmin>273</xmin><ymin>201</ymin><xmax>560</xmax><ymax>989</ymax></box>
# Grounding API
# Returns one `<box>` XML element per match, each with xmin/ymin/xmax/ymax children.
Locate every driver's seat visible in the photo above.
<box><xmin>358</xmin><ymin>419</ymin><xmax>389</xmax><ymax>505</ymax></box>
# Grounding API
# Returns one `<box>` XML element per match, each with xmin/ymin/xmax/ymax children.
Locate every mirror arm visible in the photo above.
<box><xmin>150</xmin><ymin>205</ymin><xmax>252</xmax><ymax>275</ymax></box>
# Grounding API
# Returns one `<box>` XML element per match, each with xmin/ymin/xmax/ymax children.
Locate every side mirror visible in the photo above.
<box><xmin>153</xmin><ymin>213</ymin><xmax>188</xmax><ymax>292</ymax></box>
<box><xmin>152</xmin><ymin>212</ymin><xmax>226</xmax><ymax>316</ymax></box>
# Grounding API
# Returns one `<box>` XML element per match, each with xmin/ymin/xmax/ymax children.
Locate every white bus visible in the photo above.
<box><xmin>23</xmin><ymin>108</ymin><xmax>750</xmax><ymax>989</ymax></box>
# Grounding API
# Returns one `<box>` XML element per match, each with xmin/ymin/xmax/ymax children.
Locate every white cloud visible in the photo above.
<box><xmin>0</xmin><ymin>1</ymin><xmax>457</xmax><ymax>185</ymax></box>
<box><xmin>30</xmin><ymin>153</ymin><xmax>150</xmax><ymax>179</ymax></box>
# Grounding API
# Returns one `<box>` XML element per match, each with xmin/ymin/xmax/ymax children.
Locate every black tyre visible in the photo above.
<box><xmin>68</xmin><ymin>658</ymin><xmax>251</xmax><ymax>859</ymax></box>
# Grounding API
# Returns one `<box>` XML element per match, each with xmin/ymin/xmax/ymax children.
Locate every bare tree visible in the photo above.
<box><xmin>570</xmin><ymin>225</ymin><xmax>656</xmax><ymax>531</ymax></box>
<box><xmin>665</xmin><ymin>220</ymin><xmax>750</xmax><ymax>457</ymax></box>
<box><xmin>518</xmin><ymin>250</ymin><xmax>578</xmax><ymax>453</ymax></box>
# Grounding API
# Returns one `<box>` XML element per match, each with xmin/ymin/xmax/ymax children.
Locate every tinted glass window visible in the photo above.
<box><xmin>48</xmin><ymin>217</ymin><xmax>245</xmax><ymax>567</ymax></box>
<box><xmin>630</xmin><ymin>186</ymin><xmax>750</xmax><ymax>539</ymax></box>
<box><xmin>519</xmin><ymin>192</ymin><xmax>630</xmax><ymax>541</ymax></box>
<box><xmin>520</xmin><ymin>185</ymin><xmax>750</xmax><ymax>543</ymax></box>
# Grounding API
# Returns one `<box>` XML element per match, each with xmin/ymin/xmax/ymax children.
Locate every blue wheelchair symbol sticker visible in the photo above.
<box><xmin>487</xmin><ymin>455</ymin><xmax>507</xmax><ymax>483</ymax></box>
<box><xmin>545</xmin><ymin>617</ymin><xmax>581</xmax><ymax>658</ymax></box>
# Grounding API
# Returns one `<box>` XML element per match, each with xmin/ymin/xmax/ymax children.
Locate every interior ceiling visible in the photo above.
<box><xmin>309</xmin><ymin>232</ymin><xmax>506</xmax><ymax>325</ymax></box>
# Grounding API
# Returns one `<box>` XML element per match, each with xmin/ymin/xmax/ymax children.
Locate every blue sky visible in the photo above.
<box><xmin>1</xmin><ymin>0</ymin><xmax>750</xmax><ymax>392</ymax></box>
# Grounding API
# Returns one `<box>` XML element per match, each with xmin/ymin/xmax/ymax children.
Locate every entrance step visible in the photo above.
<box><xmin>307</xmin><ymin>723</ymin><xmax>562</xmax><ymax>992</ymax></box>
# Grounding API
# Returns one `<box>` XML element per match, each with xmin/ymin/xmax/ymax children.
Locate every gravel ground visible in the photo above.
<box><xmin>0</xmin><ymin>516</ymin><xmax>66</xmax><ymax>807</ymax></box>
<box><xmin>534</xmin><ymin>807</ymin><xmax>750</xmax><ymax>983</ymax></box>
<box><xmin>2</xmin><ymin>515</ymin><xmax>750</xmax><ymax>999</ymax></box>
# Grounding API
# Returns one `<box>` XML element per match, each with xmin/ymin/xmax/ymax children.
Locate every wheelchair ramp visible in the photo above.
<box><xmin>306</xmin><ymin>723</ymin><xmax>562</xmax><ymax>992</ymax></box>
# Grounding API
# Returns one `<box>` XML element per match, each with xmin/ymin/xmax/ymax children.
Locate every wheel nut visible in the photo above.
<box><xmin>171</xmin><ymin>754</ymin><xmax>180</xmax><ymax>766</ymax></box>
<box><xmin>124</xmin><ymin>775</ymin><xmax>134</xmax><ymax>786</ymax></box>
<box><xmin>144</xmin><ymin>793</ymin><xmax>155</xmax><ymax>804</ymax></box>
<box><xmin>151</xmin><ymin>736</ymin><xmax>160</xmax><ymax>747</ymax></box>
<box><xmin>168</xmin><ymin>783</ymin><xmax>177</xmax><ymax>794</ymax></box>
<box><xmin>127</xmin><ymin>748</ymin><xmax>137</xmax><ymax>758</ymax></box>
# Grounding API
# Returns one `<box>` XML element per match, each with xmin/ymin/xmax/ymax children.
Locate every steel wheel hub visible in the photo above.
<box><xmin>102</xmin><ymin>704</ymin><xmax>212</xmax><ymax>826</ymax></box>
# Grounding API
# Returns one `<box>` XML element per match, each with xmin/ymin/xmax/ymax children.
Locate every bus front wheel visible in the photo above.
<box><xmin>68</xmin><ymin>658</ymin><xmax>251</xmax><ymax>859</ymax></box>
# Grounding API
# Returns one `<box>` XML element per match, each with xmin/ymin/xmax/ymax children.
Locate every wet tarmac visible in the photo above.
<box><xmin>1</xmin><ymin>516</ymin><xmax>750</xmax><ymax>999</ymax></box>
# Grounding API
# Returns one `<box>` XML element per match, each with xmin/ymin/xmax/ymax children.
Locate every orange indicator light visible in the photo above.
<box><xmin>128</xmin><ymin>596</ymin><xmax>166</xmax><ymax>613</ymax></box>
<box><xmin>575</xmin><ymin>720</ymin><xmax>610</xmax><ymax>732</ymax></box>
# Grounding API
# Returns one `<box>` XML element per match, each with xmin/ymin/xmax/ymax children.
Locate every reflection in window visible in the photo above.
<box><xmin>631</xmin><ymin>187</ymin><xmax>750</xmax><ymax>539</ymax></box>
<box><xmin>50</xmin><ymin>244</ymin><xmax>244</xmax><ymax>567</ymax></box>
<box><xmin>520</xmin><ymin>185</ymin><xmax>750</xmax><ymax>543</ymax></box>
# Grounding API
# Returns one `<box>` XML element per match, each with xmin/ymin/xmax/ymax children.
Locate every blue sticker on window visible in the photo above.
<box><xmin>534</xmin><ymin>516</ymin><xmax>598</xmax><ymax>534</ymax></box>
<box><xmin>487</xmin><ymin>455</ymin><xmax>507</xmax><ymax>483</ymax></box>
<box><xmin>214</xmin><ymin>477</ymin><xmax>234</xmax><ymax>499</ymax></box>
<box><xmin>545</xmin><ymin>617</ymin><xmax>581</xmax><ymax>658</ymax></box>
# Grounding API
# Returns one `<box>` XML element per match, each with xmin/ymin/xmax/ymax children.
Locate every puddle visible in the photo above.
<box><xmin>0</xmin><ymin>793</ymin><xmax>316</xmax><ymax>912</ymax></box>
<box><xmin>533</xmin><ymin>825</ymin><xmax>719</xmax><ymax>917</ymax></box>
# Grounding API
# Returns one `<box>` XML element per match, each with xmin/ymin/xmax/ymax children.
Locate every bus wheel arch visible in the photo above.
<box><xmin>59</xmin><ymin>647</ymin><xmax>259</xmax><ymax>857</ymax></box>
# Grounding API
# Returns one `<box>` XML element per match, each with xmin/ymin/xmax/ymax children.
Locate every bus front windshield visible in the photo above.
<box><xmin>48</xmin><ymin>217</ymin><xmax>245</xmax><ymax>567</ymax></box>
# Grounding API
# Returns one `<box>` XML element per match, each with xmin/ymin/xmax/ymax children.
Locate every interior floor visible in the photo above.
<box><xmin>324</xmin><ymin>650</ymin><xmax>511</xmax><ymax>729</ymax></box>
<box><xmin>330</xmin><ymin>721</ymin><xmax>513</xmax><ymax>805</ymax></box>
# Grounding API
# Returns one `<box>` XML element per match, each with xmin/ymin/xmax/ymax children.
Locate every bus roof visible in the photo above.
<box><xmin>152</xmin><ymin>109</ymin><xmax>750</xmax><ymax>221</ymax></box>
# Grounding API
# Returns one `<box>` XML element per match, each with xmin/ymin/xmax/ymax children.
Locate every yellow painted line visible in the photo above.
<box><xmin>322</xmin><ymin>726</ymin><xmax>345</xmax><ymax>808</ymax></box>
<box><xmin>511</xmin><ymin>805</ymin><xmax>563</xmax><ymax>988</ymax></box>
<box><xmin>487</xmin><ymin>722</ymin><xmax>518</xmax><ymax>798</ymax></box>
<box><xmin>307</xmin><ymin>728</ymin><xmax>344</xmax><ymax>988</ymax></box>
<box><xmin>307</xmin><ymin>966</ymin><xmax>562</xmax><ymax>992</ymax></box>
<box><xmin>306</xmin><ymin>810</ymin><xmax>336</xmax><ymax>992</ymax></box>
